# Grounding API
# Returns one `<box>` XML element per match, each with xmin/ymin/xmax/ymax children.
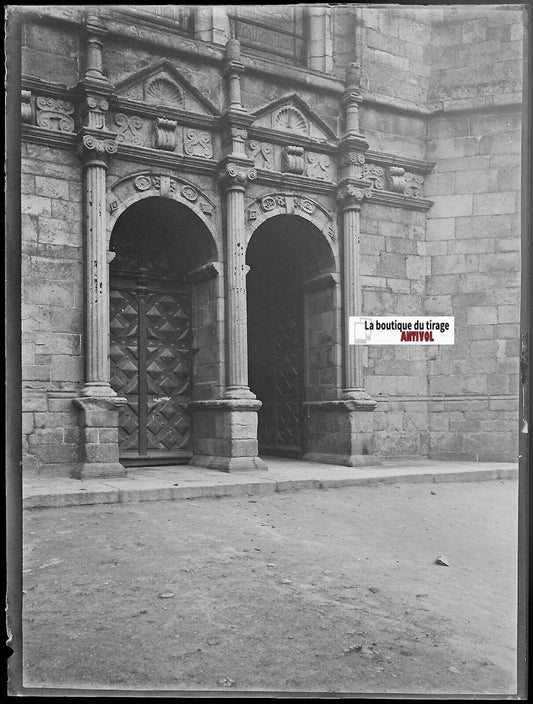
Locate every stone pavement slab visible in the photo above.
<box><xmin>22</xmin><ymin>458</ymin><xmax>518</xmax><ymax>509</ymax></box>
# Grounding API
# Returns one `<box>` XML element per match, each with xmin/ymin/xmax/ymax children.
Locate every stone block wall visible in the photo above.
<box><xmin>361</xmin><ymin>203</ymin><xmax>431</xmax><ymax>457</ymax></box>
<box><xmin>21</xmin><ymin>143</ymin><xmax>84</xmax><ymax>476</ymax></box>
<box><xmin>422</xmin><ymin>5</ymin><xmax>523</xmax><ymax>461</ymax></box>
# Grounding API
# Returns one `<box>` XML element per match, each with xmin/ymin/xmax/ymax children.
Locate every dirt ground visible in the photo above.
<box><xmin>20</xmin><ymin>479</ymin><xmax>518</xmax><ymax>696</ymax></box>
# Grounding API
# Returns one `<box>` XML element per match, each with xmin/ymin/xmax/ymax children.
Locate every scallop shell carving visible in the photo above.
<box><xmin>144</xmin><ymin>77</ymin><xmax>183</xmax><ymax>107</ymax></box>
<box><xmin>274</xmin><ymin>106</ymin><xmax>308</xmax><ymax>134</ymax></box>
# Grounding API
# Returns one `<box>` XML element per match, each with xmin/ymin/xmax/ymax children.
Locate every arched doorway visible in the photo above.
<box><xmin>109</xmin><ymin>197</ymin><xmax>216</xmax><ymax>466</ymax></box>
<box><xmin>246</xmin><ymin>214</ymin><xmax>336</xmax><ymax>458</ymax></box>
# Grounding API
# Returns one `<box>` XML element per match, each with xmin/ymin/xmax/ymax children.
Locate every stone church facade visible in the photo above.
<box><xmin>14</xmin><ymin>4</ymin><xmax>524</xmax><ymax>478</ymax></box>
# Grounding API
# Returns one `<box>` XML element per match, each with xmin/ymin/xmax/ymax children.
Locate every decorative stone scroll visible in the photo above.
<box><xmin>362</xmin><ymin>163</ymin><xmax>384</xmax><ymax>190</ymax></box>
<box><xmin>386</xmin><ymin>166</ymin><xmax>406</xmax><ymax>193</ymax></box>
<box><xmin>306</xmin><ymin>153</ymin><xmax>331</xmax><ymax>180</ymax></box>
<box><xmin>219</xmin><ymin>162</ymin><xmax>257</xmax><ymax>190</ymax></box>
<box><xmin>80</xmin><ymin>134</ymin><xmax>118</xmax><ymax>159</ymax></box>
<box><xmin>184</xmin><ymin>128</ymin><xmax>213</xmax><ymax>159</ymax></box>
<box><xmin>154</xmin><ymin>118</ymin><xmax>178</xmax><ymax>151</ymax></box>
<box><xmin>282</xmin><ymin>146</ymin><xmax>304</xmax><ymax>175</ymax></box>
<box><xmin>245</xmin><ymin>192</ymin><xmax>336</xmax><ymax>241</ymax></box>
<box><xmin>404</xmin><ymin>172</ymin><xmax>424</xmax><ymax>198</ymax></box>
<box><xmin>21</xmin><ymin>90</ymin><xmax>32</xmax><ymax>123</ymax></box>
<box><xmin>248</xmin><ymin>140</ymin><xmax>274</xmax><ymax>170</ymax></box>
<box><xmin>115</xmin><ymin>113</ymin><xmax>144</xmax><ymax>146</ymax></box>
<box><xmin>35</xmin><ymin>96</ymin><xmax>75</xmax><ymax>132</ymax></box>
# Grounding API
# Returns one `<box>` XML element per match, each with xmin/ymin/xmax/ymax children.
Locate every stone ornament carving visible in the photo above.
<box><xmin>386</xmin><ymin>166</ymin><xmax>406</xmax><ymax>193</ymax></box>
<box><xmin>144</xmin><ymin>77</ymin><xmax>183</xmax><ymax>107</ymax></box>
<box><xmin>274</xmin><ymin>106</ymin><xmax>307</xmax><ymax>134</ymax></box>
<box><xmin>115</xmin><ymin>113</ymin><xmax>144</xmax><ymax>146</ymax></box>
<box><xmin>248</xmin><ymin>140</ymin><xmax>274</xmax><ymax>170</ymax></box>
<box><xmin>184</xmin><ymin>129</ymin><xmax>213</xmax><ymax>159</ymax></box>
<box><xmin>246</xmin><ymin>192</ymin><xmax>336</xmax><ymax>240</ymax></box>
<box><xmin>219</xmin><ymin>163</ymin><xmax>257</xmax><ymax>189</ymax></box>
<box><xmin>282</xmin><ymin>146</ymin><xmax>304</xmax><ymax>175</ymax></box>
<box><xmin>111</xmin><ymin>172</ymin><xmax>215</xmax><ymax>217</ymax></box>
<box><xmin>404</xmin><ymin>172</ymin><xmax>424</xmax><ymax>198</ymax></box>
<box><xmin>337</xmin><ymin>184</ymin><xmax>372</xmax><ymax>210</ymax></box>
<box><xmin>81</xmin><ymin>134</ymin><xmax>118</xmax><ymax>156</ymax></box>
<box><xmin>306</xmin><ymin>153</ymin><xmax>331</xmax><ymax>180</ymax></box>
<box><xmin>35</xmin><ymin>96</ymin><xmax>75</xmax><ymax>132</ymax></box>
<box><xmin>362</xmin><ymin>163</ymin><xmax>384</xmax><ymax>190</ymax></box>
<box><xmin>21</xmin><ymin>90</ymin><xmax>32</xmax><ymax>123</ymax></box>
<box><xmin>154</xmin><ymin>118</ymin><xmax>178</xmax><ymax>151</ymax></box>
<box><xmin>84</xmin><ymin>95</ymin><xmax>109</xmax><ymax>129</ymax></box>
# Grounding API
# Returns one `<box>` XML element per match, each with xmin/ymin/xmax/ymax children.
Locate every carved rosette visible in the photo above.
<box><xmin>219</xmin><ymin>162</ymin><xmax>257</xmax><ymax>191</ymax></box>
<box><xmin>337</xmin><ymin>184</ymin><xmax>372</xmax><ymax>211</ymax></box>
<box><xmin>154</xmin><ymin>118</ymin><xmax>178</xmax><ymax>151</ymax></box>
<box><xmin>282</xmin><ymin>146</ymin><xmax>304</xmax><ymax>175</ymax></box>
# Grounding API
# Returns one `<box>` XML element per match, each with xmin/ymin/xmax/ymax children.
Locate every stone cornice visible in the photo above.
<box><xmin>366</xmin><ymin>190</ymin><xmax>434</xmax><ymax>212</ymax></box>
<box><xmin>251</xmin><ymin>169</ymin><xmax>336</xmax><ymax>195</ymax></box>
<box><xmin>109</xmin><ymin>96</ymin><xmax>218</xmax><ymax>130</ymax></box>
<box><xmin>114</xmin><ymin>144</ymin><xmax>218</xmax><ymax>175</ymax></box>
<box><xmin>366</xmin><ymin>150</ymin><xmax>435</xmax><ymax>175</ymax></box>
<box><xmin>247</xmin><ymin>126</ymin><xmax>337</xmax><ymax>152</ymax></box>
<box><xmin>22</xmin><ymin>124</ymin><xmax>77</xmax><ymax>149</ymax></box>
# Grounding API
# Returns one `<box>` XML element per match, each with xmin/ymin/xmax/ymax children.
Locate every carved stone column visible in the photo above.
<box><xmin>302</xmin><ymin>63</ymin><xmax>379</xmax><ymax>468</ymax></box>
<box><xmin>72</xmin><ymin>11</ymin><xmax>126</xmax><ymax>478</ymax></box>
<box><xmin>337</xmin><ymin>185</ymin><xmax>374</xmax><ymax>398</ymax></box>
<box><xmin>189</xmin><ymin>39</ymin><xmax>266</xmax><ymax>472</ymax></box>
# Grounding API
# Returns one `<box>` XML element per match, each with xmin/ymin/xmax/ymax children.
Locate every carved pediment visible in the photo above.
<box><xmin>114</xmin><ymin>60</ymin><xmax>220</xmax><ymax>116</ymax></box>
<box><xmin>251</xmin><ymin>93</ymin><xmax>337</xmax><ymax>143</ymax></box>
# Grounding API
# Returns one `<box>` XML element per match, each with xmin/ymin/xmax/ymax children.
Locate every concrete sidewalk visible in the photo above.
<box><xmin>23</xmin><ymin>457</ymin><xmax>518</xmax><ymax>509</ymax></box>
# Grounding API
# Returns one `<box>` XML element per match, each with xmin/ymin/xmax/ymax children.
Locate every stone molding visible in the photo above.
<box><xmin>245</xmin><ymin>192</ymin><xmax>336</xmax><ymax>242</ymax></box>
<box><xmin>187</xmin><ymin>261</ymin><xmax>223</xmax><ymax>283</ymax></box>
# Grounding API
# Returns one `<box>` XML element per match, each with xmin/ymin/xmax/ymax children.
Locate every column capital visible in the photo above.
<box><xmin>218</xmin><ymin>160</ymin><xmax>257</xmax><ymax>191</ymax></box>
<box><xmin>337</xmin><ymin>182</ymin><xmax>372</xmax><ymax>211</ymax></box>
<box><xmin>77</xmin><ymin>129</ymin><xmax>118</xmax><ymax>167</ymax></box>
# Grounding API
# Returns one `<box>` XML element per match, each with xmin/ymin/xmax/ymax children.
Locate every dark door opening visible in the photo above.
<box><xmin>109</xmin><ymin>199</ymin><xmax>195</xmax><ymax>466</ymax></box>
<box><xmin>247</xmin><ymin>220</ymin><xmax>304</xmax><ymax>458</ymax></box>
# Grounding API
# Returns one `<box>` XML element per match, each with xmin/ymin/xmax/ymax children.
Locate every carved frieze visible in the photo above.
<box><xmin>306</xmin><ymin>153</ymin><xmax>331</xmax><ymax>181</ymax></box>
<box><xmin>115</xmin><ymin>113</ymin><xmax>144</xmax><ymax>146</ymax></box>
<box><xmin>245</xmin><ymin>192</ymin><xmax>336</xmax><ymax>241</ymax></box>
<box><xmin>404</xmin><ymin>172</ymin><xmax>424</xmax><ymax>198</ymax></box>
<box><xmin>282</xmin><ymin>146</ymin><xmax>304</xmax><ymax>175</ymax></box>
<box><xmin>154</xmin><ymin>118</ymin><xmax>178</xmax><ymax>151</ymax></box>
<box><xmin>362</xmin><ymin>163</ymin><xmax>384</xmax><ymax>190</ymax></box>
<box><xmin>184</xmin><ymin>129</ymin><xmax>213</xmax><ymax>159</ymax></box>
<box><xmin>386</xmin><ymin>166</ymin><xmax>406</xmax><ymax>193</ymax></box>
<box><xmin>110</xmin><ymin>172</ymin><xmax>215</xmax><ymax>218</ymax></box>
<box><xmin>35</xmin><ymin>96</ymin><xmax>75</xmax><ymax>132</ymax></box>
<box><xmin>248</xmin><ymin>140</ymin><xmax>274</xmax><ymax>170</ymax></box>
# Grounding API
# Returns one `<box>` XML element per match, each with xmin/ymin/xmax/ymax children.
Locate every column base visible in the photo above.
<box><xmin>303</xmin><ymin>398</ymin><xmax>381</xmax><ymax>467</ymax></box>
<box><xmin>73</xmin><ymin>395</ymin><xmax>127</xmax><ymax>479</ymax></box>
<box><xmin>72</xmin><ymin>462</ymin><xmax>127</xmax><ymax>479</ymax></box>
<box><xmin>189</xmin><ymin>455</ymin><xmax>268</xmax><ymax>472</ymax></box>
<box><xmin>189</xmin><ymin>398</ymin><xmax>267</xmax><ymax>472</ymax></box>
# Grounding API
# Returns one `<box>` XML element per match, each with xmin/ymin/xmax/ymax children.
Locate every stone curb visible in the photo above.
<box><xmin>23</xmin><ymin>467</ymin><xmax>518</xmax><ymax>510</ymax></box>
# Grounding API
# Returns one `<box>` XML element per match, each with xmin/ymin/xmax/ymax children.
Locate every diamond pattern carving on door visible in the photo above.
<box><xmin>274</xmin><ymin>295</ymin><xmax>302</xmax><ymax>448</ymax></box>
<box><xmin>109</xmin><ymin>282</ymin><xmax>192</xmax><ymax>460</ymax></box>
<box><xmin>110</xmin><ymin>288</ymin><xmax>140</xmax><ymax>451</ymax></box>
<box><xmin>145</xmin><ymin>292</ymin><xmax>191</xmax><ymax>452</ymax></box>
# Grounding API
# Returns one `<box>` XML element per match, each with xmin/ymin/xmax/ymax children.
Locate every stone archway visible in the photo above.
<box><xmin>246</xmin><ymin>214</ymin><xmax>338</xmax><ymax>458</ymax></box>
<box><xmin>109</xmin><ymin>196</ymin><xmax>219</xmax><ymax>466</ymax></box>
